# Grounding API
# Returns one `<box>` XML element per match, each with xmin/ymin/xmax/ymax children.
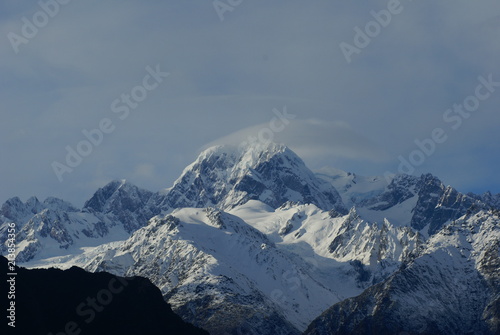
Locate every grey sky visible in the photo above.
<box><xmin>1</xmin><ymin>0</ymin><xmax>499</xmax><ymax>207</ymax></box>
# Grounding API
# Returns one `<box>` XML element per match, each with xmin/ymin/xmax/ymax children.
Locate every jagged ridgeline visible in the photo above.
<box><xmin>1</xmin><ymin>143</ymin><xmax>499</xmax><ymax>335</ymax></box>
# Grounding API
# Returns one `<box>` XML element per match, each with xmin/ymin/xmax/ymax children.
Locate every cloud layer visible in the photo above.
<box><xmin>1</xmin><ymin>0</ymin><xmax>499</xmax><ymax>206</ymax></box>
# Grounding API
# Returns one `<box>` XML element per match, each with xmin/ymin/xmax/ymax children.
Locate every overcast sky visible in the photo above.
<box><xmin>1</xmin><ymin>0</ymin><xmax>499</xmax><ymax>207</ymax></box>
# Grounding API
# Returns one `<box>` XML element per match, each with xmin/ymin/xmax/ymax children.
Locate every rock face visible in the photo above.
<box><xmin>469</xmin><ymin>191</ymin><xmax>500</xmax><ymax>210</ymax></box>
<box><xmin>0</xmin><ymin>256</ymin><xmax>208</xmax><ymax>335</ymax></box>
<box><xmin>341</xmin><ymin>173</ymin><xmax>482</xmax><ymax>235</ymax></box>
<box><xmin>83</xmin><ymin>179</ymin><xmax>158</xmax><ymax>233</ymax></box>
<box><xmin>409</xmin><ymin>174</ymin><xmax>477</xmax><ymax>234</ymax></box>
<box><xmin>1</xmin><ymin>143</ymin><xmax>500</xmax><ymax>335</ymax></box>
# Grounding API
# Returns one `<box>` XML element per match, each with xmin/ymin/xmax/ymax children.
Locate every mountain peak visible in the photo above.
<box><xmin>83</xmin><ymin>179</ymin><xmax>154</xmax><ymax>216</ymax></box>
<box><xmin>167</xmin><ymin>143</ymin><xmax>347</xmax><ymax>212</ymax></box>
<box><xmin>195</xmin><ymin>142</ymin><xmax>290</xmax><ymax>170</ymax></box>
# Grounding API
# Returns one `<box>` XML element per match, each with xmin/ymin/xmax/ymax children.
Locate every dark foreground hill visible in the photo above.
<box><xmin>0</xmin><ymin>256</ymin><xmax>209</xmax><ymax>335</ymax></box>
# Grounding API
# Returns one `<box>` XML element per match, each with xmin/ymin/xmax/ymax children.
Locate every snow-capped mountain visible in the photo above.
<box><xmin>304</xmin><ymin>210</ymin><xmax>500</xmax><ymax>335</ymax></box>
<box><xmin>0</xmin><ymin>196</ymin><xmax>77</xmax><ymax>225</ymax></box>
<box><xmin>319</xmin><ymin>170</ymin><xmax>485</xmax><ymax>235</ymax></box>
<box><xmin>0</xmin><ymin>180</ymin><xmax>156</xmax><ymax>262</ymax></box>
<box><xmin>1</xmin><ymin>142</ymin><xmax>499</xmax><ymax>334</ymax></box>
<box><xmin>163</xmin><ymin>143</ymin><xmax>347</xmax><ymax>213</ymax></box>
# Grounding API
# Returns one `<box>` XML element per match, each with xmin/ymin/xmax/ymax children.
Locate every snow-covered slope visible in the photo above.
<box><xmin>30</xmin><ymin>207</ymin><xmax>342</xmax><ymax>334</ymax></box>
<box><xmin>231</xmin><ymin>202</ymin><xmax>423</xmax><ymax>290</ymax></box>
<box><xmin>315</xmin><ymin>167</ymin><xmax>388</xmax><ymax>208</ymax></box>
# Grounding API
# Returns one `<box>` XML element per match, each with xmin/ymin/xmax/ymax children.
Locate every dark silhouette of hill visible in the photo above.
<box><xmin>0</xmin><ymin>256</ymin><xmax>209</xmax><ymax>335</ymax></box>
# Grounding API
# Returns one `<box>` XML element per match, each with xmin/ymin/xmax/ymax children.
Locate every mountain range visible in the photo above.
<box><xmin>1</xmin><ymin>142</ymin><xmax>499</xmax><ymax>334</ymax></box>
